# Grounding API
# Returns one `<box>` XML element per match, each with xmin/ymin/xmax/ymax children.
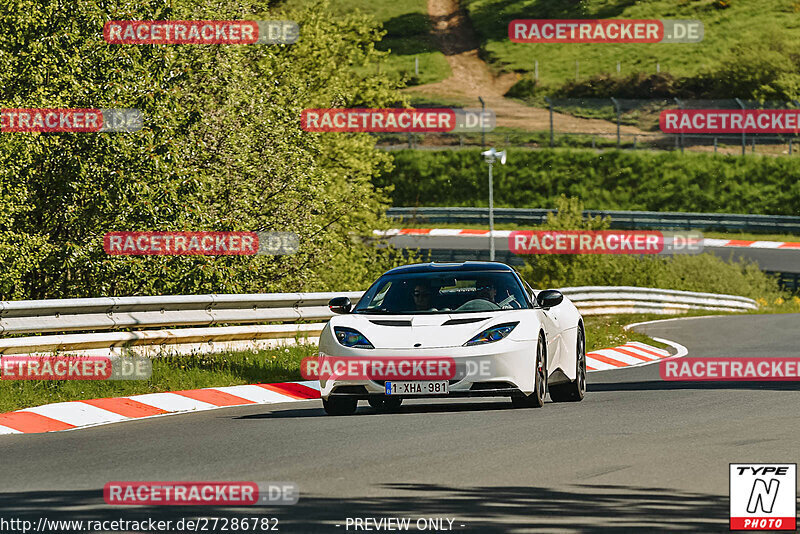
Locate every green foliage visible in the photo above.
<box><xmin>517</xmin><ymin>197</ymin><xmax>784</xmax><ymax>300</ymax></box>
<box><xmin>0</xmin><ymin>0</ymin><xmax>408</xmax><ymax>299</ymax></box>
<box><xmin>465</xmin><ymin>0</ymin><xmax>800</xmax><ymax>101</ymax></box>
<box><xmin>376</xmin><ymin>148</ymin><xmax>800</xmax><ymax>215</ymax></box>
<box><xmin>296</xmin><ymin>0</ymin><xmax>450</xmax><ymax>86</ymax></box>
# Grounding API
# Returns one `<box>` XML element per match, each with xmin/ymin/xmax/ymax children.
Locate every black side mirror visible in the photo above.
<box><xmin>328</xmin><ymin>296</ymin><xmax>352</xmax><ymax>314</ymax></box>
<box><xmin>536</xmin><ymin>289</ymin><xmax>563</xmax><ymax>309</ymax></box>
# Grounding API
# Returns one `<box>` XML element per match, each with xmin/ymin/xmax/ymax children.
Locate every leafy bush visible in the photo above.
<box><xmin>376</xmin><ymin>149</ymin><xmax>800</xmax><ymax>215</ymax></box>
<box><xmin>518</xmin><ymin>197</ymin><xmax>784</xmax><ymax>301</ymax></box>
<box><xmin>0</xmin><ymin>0</ymin><xmax>408</xmax><ymax>299</ymax></box>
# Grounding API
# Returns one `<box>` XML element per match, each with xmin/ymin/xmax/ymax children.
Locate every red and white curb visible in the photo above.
<box><xmin>586</xmin><ymin>341</ymin><xmax>672</xmax><ymax>371</ymax></box>
<box><xmin>376</xmin><ymin>229</ymin><xmax>800</xmax><ymax>250</ymax></box>
<box><xmin>0</xmin><ymin>381</ymin><xmax>321</xmax><ymax>435</ymax></box>
<box><xmin>0</xmin><ymin>341</ymin><xmax>682</xmax><ymax>435</ymax></box>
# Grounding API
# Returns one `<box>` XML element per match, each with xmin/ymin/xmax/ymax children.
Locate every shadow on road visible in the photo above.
<box><xmin>589</xmin><ymin>380</ymin><xmax>800</xmax><ymax>392</ymax></box>
<box><xmin>236</xmin><ymin>400</ymin><xmax>517</xmax><ymax>420</ymax></box>
<box><xmin>0</xmin><ymin>482</ymin><xmax>729</xmax><ymax>533</ymax></box>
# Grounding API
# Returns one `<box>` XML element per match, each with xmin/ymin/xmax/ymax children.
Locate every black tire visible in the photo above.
<box><xmin>549</xmin><ymin>326</ymin><xmax>587</xmax><ymax>402</ymax></box>
<box><xmin>368</xmin><ymin>397</ymin><xmax>403</xmax><ymax>411</ymax></box>
<box><xmin>322</xmin><ymin>397</ymin><xmax>358</xmax><ymax>415</ymax></box>
<box><xmin>511</xmin><ymin>334</ymin><xmax>547</xmax><ymax>408</ymax></box>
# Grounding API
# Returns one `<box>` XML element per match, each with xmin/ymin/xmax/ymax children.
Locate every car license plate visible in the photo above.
<box><xmin>385</xmin><ymin>381</ymin><xmax>448</xmax><ymax>395</ymax></box>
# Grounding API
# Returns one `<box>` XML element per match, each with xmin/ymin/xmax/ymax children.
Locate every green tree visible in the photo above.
<box><xmin>0</xmin><ymin>0</ymin><xmax>406</xmax><ymax>299</ymax></box>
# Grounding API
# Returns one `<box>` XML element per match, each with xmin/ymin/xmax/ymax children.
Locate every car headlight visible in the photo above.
<box><xmin>464</xmin><ymin>322</ymin><xmax>519</xmax><ymax>346</ymax></box>
<box><xmin>334</xmin><ymin>327</ymin><xmax>374</xmax><ymax>349</ymax></box>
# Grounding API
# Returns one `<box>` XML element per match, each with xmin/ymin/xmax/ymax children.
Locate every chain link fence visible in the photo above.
<box><xmin>376</xmin><ymin>99</ymin><xmax>800</xmax><ymax>156</ymax></box>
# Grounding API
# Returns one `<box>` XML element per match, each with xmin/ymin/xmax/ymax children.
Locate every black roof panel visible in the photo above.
<box><xmin>384</xmin><ymin>261</ymin><xmax>515</xmax><ymax>275</ymax></box>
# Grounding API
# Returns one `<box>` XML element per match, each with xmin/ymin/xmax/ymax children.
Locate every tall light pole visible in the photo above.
<box><xmin>478</xmin><ymin>96</ymin><xmax>486</xmax><ymax>148</ymax></box>
<box><xmin>480</xmin><ymin>148</ymin><xmax>507</xmax><ymax>261</ymax></box>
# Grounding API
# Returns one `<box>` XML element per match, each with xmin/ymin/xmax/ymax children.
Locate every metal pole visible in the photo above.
<box><xmin>611</xmin><ymin>97</ymin><xmax>620</xmax><ymax>148</ymax></box>
<box><xmin>479</xmin><ymin>96</ymin><xmax>486</xmax><ymax>149</ymax></box>
<box><xmin>488</xmin><ymin>160</ymin><xmax>495</xmax><ymax>261</ymax></box>
<box><xmin>735</xmin><ymin>98</ymin><xmax>746</xmax><ymax>155</ymax></box>
<box><xmin>714</xmin><ymin>137</ymin><xmax>717</xmax><ymax>154</ymax></box>
<box><xmin>545</xmin><ymin>96</ymin><xmax>554</xmax><ymax>147</ymax></box>
<box><xmin>616</xmin><ymin>61</ymin><xmax>620</xmax><ymax>74</ymax></box>
<box><xmin>414</xmin><ymin>56</ymin><xmax>419</xmax><ymax>76</ymax></box>
<box><xmin>674</xmin><ymin>97</ymin><xmax>684</xmax><ymax>153</ymax></box>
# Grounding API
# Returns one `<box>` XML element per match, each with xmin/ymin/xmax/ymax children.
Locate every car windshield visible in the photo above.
<box><xmin>353</xmin><ymin>270</ymin><xmax>530</xmax><ymax>314</ymax></box>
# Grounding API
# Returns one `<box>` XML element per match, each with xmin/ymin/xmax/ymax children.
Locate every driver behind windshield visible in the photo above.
<box><xmin>476</xmin><ymin>279</ymin><xmax>497</xmax><ymax>303</ymax></box>
<box><xmin>476</xmin><ymin>278</ymin><xmax>517</xmax><ymax>308</ymax></box>
<box><xmin>412</xmin><ymin>282</ymin><xmax>437</xmax><ymax>311</ymax></box>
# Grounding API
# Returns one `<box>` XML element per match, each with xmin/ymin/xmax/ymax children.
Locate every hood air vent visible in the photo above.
<box><xmin>442</xmin><ymin>317</ymin><xmax>488</xmax><ymax>326</ymax></box>
<box><xmin>368</xmin><ymin>320</ymin><xmax>413</xmax><ymax>327</ymax></box>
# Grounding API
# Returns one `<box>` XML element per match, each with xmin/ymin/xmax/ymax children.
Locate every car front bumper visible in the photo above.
<box><xmin>318</xmin><ymin>339</ymin><xmax>536</xmax><ymax>400</ymax></box>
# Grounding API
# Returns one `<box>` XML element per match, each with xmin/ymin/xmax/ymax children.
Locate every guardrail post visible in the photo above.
<box><xmin>713</xmin><ymin>137</ymin><xmax>717</xmax><ymax>154</ymax></box>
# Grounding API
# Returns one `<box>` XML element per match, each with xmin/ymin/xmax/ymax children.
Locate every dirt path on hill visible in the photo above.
<box><xmin>405</xmin><ymin>0</ymin><xmax>647</xmax><ymax>134</ymax></box>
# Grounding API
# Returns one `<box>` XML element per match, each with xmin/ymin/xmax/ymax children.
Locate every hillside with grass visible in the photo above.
<box><xmin>296</xmin><ymin>0</ymin><xmax>451</xmax><ymax>86</ymax></box>
<box><xmin>463</xmin><ymin>0</ymin><xmax>800</xmax><ymax>101</ymax></box>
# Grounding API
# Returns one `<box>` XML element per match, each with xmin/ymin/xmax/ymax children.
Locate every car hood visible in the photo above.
<box><xmin>329</xmin><ymin>311</ymin><xmax>530</xmax><ymax>349</ymax></box>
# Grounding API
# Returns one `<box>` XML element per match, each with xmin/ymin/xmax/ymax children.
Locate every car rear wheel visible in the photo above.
<box><xmin>322</xmin><ymin>397</ymin><xmax>357</xmax><ymax>415</ymax></box>
<box><xmin>368</xmin><ymin>397</ymin><xmax>403</xmax><ymax>411</ymax></box>
<box><xmin>511</xmin><ymin>334</ymin><xmax>546</xmax><ymax>408</ymax></box>
<box><xmin>549</xmin><ymin>326</ymin><xmax>586</xmax><ymax>402</ymax></box>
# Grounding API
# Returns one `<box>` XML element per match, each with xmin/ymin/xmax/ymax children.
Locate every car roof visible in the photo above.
<box><xmin>383</xmin><ymin>261</ymin><xmax>516</xmax><ymax>275</ymax></box>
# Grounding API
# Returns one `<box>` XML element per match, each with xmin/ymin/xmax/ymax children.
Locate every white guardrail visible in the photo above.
<box><xmin>0</xmin><ymin>287</ymin><xmax>756</xmax><ymax>356</ymax></box>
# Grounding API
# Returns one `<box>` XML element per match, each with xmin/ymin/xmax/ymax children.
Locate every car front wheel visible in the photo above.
<box><xmin>511</xmin><ymin>334</ymin><xmax>546</xmax><ymax>408</ymax></box>
<box><xmin>549</xmin><ymin>326</ymin><xmax>586</xmax><ymax>402</ymax></box>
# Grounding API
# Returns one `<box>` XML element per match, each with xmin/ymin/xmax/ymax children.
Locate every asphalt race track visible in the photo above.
<box><xmin>1</xmin><ymin>314</ymin><xmax>798</xmax><ymax>533</ymax></box>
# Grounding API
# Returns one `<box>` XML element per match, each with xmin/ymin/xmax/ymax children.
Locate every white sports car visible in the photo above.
<box><xmin>318</xmin><ymin>261</ymin><xmax>586</xmax><ymax>415</ymax></box>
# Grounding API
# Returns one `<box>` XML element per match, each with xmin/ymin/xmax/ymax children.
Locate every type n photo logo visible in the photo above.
<box><xmin>730</xmin><ymin>464</ymin><xmax>796</xmax><ymax>531</ymax></box>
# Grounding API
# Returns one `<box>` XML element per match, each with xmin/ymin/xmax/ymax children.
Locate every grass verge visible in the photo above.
<box><xmin>0</xmin><ymin>344</ymin><xmax>315</xmax><ymax>414</ymax></box>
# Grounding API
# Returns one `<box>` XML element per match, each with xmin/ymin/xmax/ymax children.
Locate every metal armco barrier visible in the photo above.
<box><xmin>0</xmin><ymin>288</ymin><xmax>757</xmax><ymax>356</ymax></box>
<box><xmin>387</xmin><ymin>207</ymin><xmax>800</xmax><ymax>234</ymax></box>
<box><xmin>559</xmin><ymin>286</ymin><xmax>758</xmax><ymax>316</ymax></box>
